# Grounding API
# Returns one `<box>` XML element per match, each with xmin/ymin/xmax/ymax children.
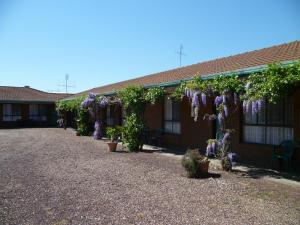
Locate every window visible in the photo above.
<box><xmin>164</xmin><ymin>96</ymin><xmax>181</xmax><ymax>134</ymax></box>
<box><xmin>29</xmin><ymin>104</ymin><xmax>47</xmax><ymax>121</ymax></box>
<box><xmin>243</xmin><ymin>97</ymin><xmax>293</xmax><ymax>145</ymax></box>
<box><xmin>2</xmin><ymin>104</ymin><xmax>22</xmax><ymax>121</ymax></box>
<box><xmin>106</xmin><ymin>105</ymin><xmax>114</xmax><ymax>126</ymax></box>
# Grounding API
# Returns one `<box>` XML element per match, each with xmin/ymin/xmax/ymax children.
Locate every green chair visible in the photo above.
<box><xmin>272</xmin><ymin>140</ymin><xmax>297</xmax><ymax>171</ymax></box>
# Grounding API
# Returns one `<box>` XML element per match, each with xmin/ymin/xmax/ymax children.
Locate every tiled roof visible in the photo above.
<box><xmin>75</xmin><ymin>40</ymin><xmax>300</xmax><ymax>97</ymax></box>
<box><xmin>0</xmin><ymin>86</ymin><xmax>73</xmax><ymax>103</ymax></box>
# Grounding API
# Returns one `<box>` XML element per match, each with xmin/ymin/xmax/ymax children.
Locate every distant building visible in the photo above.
<box><xmin>0</xmin><ymin>86</ymin><xmax>72</xmax><ymax>127</ymax></box>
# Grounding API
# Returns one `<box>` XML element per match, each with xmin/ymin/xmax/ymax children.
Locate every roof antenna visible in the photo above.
<box><xmin>59</xmin><ymin>73</ymin><xmax>75</xmax><ymax>93</ymax></box>
<box><xmin>176</xmin><ymin>44</ymin><xmax>185</xmax><ymax>67</ymax></box>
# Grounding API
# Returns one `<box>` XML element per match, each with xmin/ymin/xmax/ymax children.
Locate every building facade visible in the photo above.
<box><xmin>0</xmin><ymin>86</ymin><xmax>72</xmax><ymax>127</ymax></box>
<box><xmin>65</xmin><ymin>41</ymin><xmax>300</xmax><ymax>168</ymax></box>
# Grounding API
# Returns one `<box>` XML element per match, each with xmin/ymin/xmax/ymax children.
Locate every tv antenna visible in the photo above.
<box><xmin>176</xmin><ymin>44</ymin><xmax>185</xmax><ymax>67</ymax></box>
<box><xmin>59</xmin><ymin>74</ymin><xmax>74</xmax><ymax>93</ymax></box>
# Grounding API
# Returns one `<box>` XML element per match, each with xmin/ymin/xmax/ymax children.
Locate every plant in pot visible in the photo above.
<box><xmin>106</xmin><ymin>127</ymin><xmax>120</xmax><ymax>152</ymax></box>
<box><xmin>182</xmin><ymin>149</ymin><xmax>210</xmax><ymax>178</ymax></box>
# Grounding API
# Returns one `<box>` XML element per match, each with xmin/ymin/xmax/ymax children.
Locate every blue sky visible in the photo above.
<box><xmin>0</xmin><ymin>0</ymin><xmax>299</xmax><ymax>93</ymax></box>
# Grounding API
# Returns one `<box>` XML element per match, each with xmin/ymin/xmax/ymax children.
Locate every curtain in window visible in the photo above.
<box><xmin>3</xmin><ymin>104</ymin><xmax>12</xmax><ymax>121</ymax></box>
<box><xmin>106</xmin><ymin>105</ymin><xmax>114</xmax><ymax>126</ymax></box>
<box><xmin>3</xmin><ymin>104</ymin><xmax>21</xmax><ymax>121</ymax></box>
<box><xmin>29</xmin><ymin>104</ymin><xmax>47</xmax><ymax>121</ymax></box>
<box><xmin>243</xmin><ymin>96</ymin><xmax>294</xmax><ymax>145</ymax></box>
<box><xmin>164</xmin><ymin>96</ymin><xmax>181</xmax><ymax>134</ymax></box>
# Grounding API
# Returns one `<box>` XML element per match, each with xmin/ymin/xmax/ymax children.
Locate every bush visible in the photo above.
<box><xmin>182</xmin><ymin>149</ymin><xmax>209</xmax><ymax>178</ymax></box>
<box><xmin>122</xmin><ymin>113</ymin><xmax>144</xmax><ymax>152</ymax></box>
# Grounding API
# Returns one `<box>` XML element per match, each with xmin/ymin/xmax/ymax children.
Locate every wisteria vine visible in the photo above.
<box><xmin>173</xmin><ymin>61</ymin><xmax>300</xmax><ymax>171</ymax></box>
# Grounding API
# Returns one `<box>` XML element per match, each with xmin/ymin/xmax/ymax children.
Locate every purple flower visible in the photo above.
<box><xmin>93</xmin><ymin>121</ymin><xmax>103</xmax><ymax>140</ymax></box>
<box><xmin>211</xmin><ymin>142</ymin><xmax>217</xmax><ymax>155</ymax></box>
<box><xmin>228</xmin><ymin>152</ymin><xmax>238</xmax><ymax>165</ymax></box>
<box><xmin>218</xmin><ymin>112</ymin><xmax>224</xmax><ymax>128</ymax></box>
<box><xmin>246</xmin><ymin>101</ymin><xmax>251</xmax><ymax>114</ymax></box>
<box><xmin>222</xmin><ymin>95</ymin><xmax>227</xmax><ymax>105</ymax></box>
<box><xmin>252</xmin><ymin>101</ymin><xmax>258</xmax><ymax>115</ymax></box>
<box><xmin>206</xmin><ymin>143</ymin><xmax>212</xmax><ymax>157</ymax></box>
<box><xmin>88</xmin><ymin>92</ymin><xmax>96</xmax><ymax>99</ymax></box>
<box><xmin>194</xmin><ymin>106</ymin><xmax>199</xmax><ymax>122</ymax></box>
<box><xmin>192</xmin><ymin>92</ymin><xmax>199</xmax><ymax>107</ymax></box>
<box><xmin>224</xmin><ymin>105</ymin><xmax>229</xmax><ymax>117</ymax></box>
<box><xmin>234</xmin><ymin>93</ymin><xmax>239</xmax><ymax>105</ymax></box>
<box><xmin>99</xmin><ymin>97</ymin><xmax>109</xmax><ymax>108</ymax></box>
<box><xmin>215</xmin><ymin>96</ymin><xmax>223</xmax><ymax>107</ymax></box>
<box><xmin>189</xmin><ymin>90</ymin><xmax>194</xmax><ymax>99</ymax></box>
<box><xmin>222</xmin><ymin>132</ymin><xmax>230</xmax><ymax>145</ymax></box>
<box><xmin>201</xmin><ymin>93</ymin><xmax>207</xmax><ymax>106</ymax></box>
<box><xmin>257</xmin><ymin>99</ymin><xmax>264</xmax><ymax>112</ymax></box>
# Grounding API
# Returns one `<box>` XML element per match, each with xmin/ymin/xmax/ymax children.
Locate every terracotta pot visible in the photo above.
<box><xmin>199</xmin><ymin>161</ymin><xmax>210</xmax><ymax>174</ymax></box>
<box><xmin>107</xmin><ymin>142</ymin><xmax>118</xmax><ymax>152</ymax></box>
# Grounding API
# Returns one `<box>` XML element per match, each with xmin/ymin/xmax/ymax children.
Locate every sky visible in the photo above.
<box><xmin>0</xmin><ymin>0</ymin><xmax>299</xmax><ymax>93</ymax></box>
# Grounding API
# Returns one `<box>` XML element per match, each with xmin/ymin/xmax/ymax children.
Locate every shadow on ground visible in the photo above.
<box><xmin>233</xmin><ymin>166</ymin><xmax>300</xmax><ymax>182</ymax></box>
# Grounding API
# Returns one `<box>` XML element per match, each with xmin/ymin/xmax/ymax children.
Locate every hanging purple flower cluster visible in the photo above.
<box><xmin>227</xmin><ymin>152</ymin><xmax>238</xmax><ymax>166</ymax></box>
<box><xmin>93</xmin><ymin>121</ymin><xmax>103</xmax><ymax>139</ymax></box>
<box><xmin>206</xmin><ymin>139</ymin><xmax>218</xmax><ymax>157</ymax></box>
<box><xmin>185</xmin><ymin>88</ymin><xmax>208</xmax><ymax>122</ymax></box>
<box><xmin>242</xmin><ymin>99</ymin><xmax>264</xmax><ymax>115</ymax></box>
<box><xmin>81</xmin><ymin>92</ymin><xmax>103</xmax><ymax>140</ymax></box>
<box><xmin>99</xmin><ymin>97</ymin><xmax>109</xmax><ymax>108</ymax></box>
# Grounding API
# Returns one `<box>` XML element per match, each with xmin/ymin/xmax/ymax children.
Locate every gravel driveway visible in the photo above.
<box><xmin>0</xmin><ymin>128</ymin><xmax>299</xmax><ymax>225</ymax></box>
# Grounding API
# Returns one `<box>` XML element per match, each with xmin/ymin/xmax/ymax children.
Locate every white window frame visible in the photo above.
<box><xmin>164</xmin><ymin>96</ymin><xmax>181</xmax><ymax>134</ymax></box>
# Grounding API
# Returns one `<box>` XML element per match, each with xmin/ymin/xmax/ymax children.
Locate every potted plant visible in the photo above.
<box><xmin>106</xmin><ymin>126</ymin><xmax>120</xmax><ymax>152</ymax></box>
<box><xmin>182</xmin><ymin>149</ymin><xmax>210</xmax><ymax>178</ymax></box>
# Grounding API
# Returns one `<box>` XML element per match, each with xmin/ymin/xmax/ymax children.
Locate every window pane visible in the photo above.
<box><xmin>266</xmin><ymin>127</ymin><xmax>293</xmax><ymax>145</ymax></box>
<box><xmin>243</xmin><ymin>125</ymin><xmax>266</xmax><ymax>144</ymax></box>
<box><xmin>267</xmin><ymin>100</ymin><xmax>284</xmax><ymax>125</ymax></box>
<box><xmin>12</xmin><ymin>104</ymin><xmax>21</xmax><ymax>115</ymax></box>
<box><xmin>29</xmin><ymin>104</ymin><xmax>38</xmax><ymax>116</ymax></box>
<box><xmin>39</xmin><ymin>105</ymin><xmax>47</xmax><ymax>115</ymax></box>
<box><xmin>244</xmin><ymin>109</ymin><xmax>257</xmax><ymax>124</ymax></box>
<box><xmin>3</xmin><ymin>104</ymin><xmax>12</xmax><ymax>115</ymax></box>
<box><xmin>172</xmin><ymin>101</ymin><xmax>180</xmax><ymax>121</ymax></box>
<box><xmin>257</xmin><ymin>101</ymin><xmax>266</xmax><ymax>124</ymax></box>
<box><xmin>172</xmin><ymin>122</ymin><xmax>181</xmax><ymax>134</ymax></box>
<box><xmin>164</xmin><ymin>96</ymin><xmax>172</xmax><ymax>120</ymax></box>
<box><xmin>164</xmin><ymin>121</ymin><xmax>173</xmax><ymax>133</ymax></box>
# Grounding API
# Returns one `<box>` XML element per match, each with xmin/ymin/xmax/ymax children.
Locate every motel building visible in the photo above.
<box><xmin>1</xmin><ymin>41</ymin><xmax>299</xmax><ymax>169</ymax></box>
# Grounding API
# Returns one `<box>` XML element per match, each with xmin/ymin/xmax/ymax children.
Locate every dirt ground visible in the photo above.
<box><xmin>0</xmin><ymin>128</ymin><xmax>299</xmax><ymax>225</ymax></box>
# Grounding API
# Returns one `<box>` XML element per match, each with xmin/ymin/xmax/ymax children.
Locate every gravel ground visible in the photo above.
<box><xmin>0</xmin><ymin>128</ymin><xmax>299</xmax><ymax>225</ymax></box>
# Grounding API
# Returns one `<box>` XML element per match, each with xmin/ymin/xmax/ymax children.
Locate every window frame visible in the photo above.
<box><xmin>106</xmin><ymin>105</ymin><xmax>114</xmax><ymax>126</ymax></box>
<box><xmin>29</xmin><ymin>104</ymin><xmax>48</xmax><ymax>121</ymax></box>
<box><xmin>242</xmin><ymin>97</ymin><xmax>294</xmax><ymax>145</ymax></box>
<box><xmin>164</xmin><ymin>96</ymin><xmax>181</xmax><ymax>134</ymax></box>
<box><xmin>2</xmin><ymin>104</ymin><xmax>22</xmax><ymax>121</ymax></box>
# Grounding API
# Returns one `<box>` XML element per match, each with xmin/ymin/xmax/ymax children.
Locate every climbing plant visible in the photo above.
<box><xmin>118</xmin><ymin>86</ymin><xmax>165</xmax><ymax>151</ymax></box>
<box><xmin>173</xmin><ymin>60</ymin><xmax>300</xmax><ymax>171</ymax></box>
<box><xmin>56</xmin><ymin>95</ymin><xmax>92</xmax><ymax>136</ymax></box>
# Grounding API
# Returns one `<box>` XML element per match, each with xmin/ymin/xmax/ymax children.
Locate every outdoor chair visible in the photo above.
<box><xmin>272</xmin><ymin>140</ymin><xmax>297</xmax><ymax>171</ymax></box>
<box><xmin>148</xmin><ymin>128</ymin><xmax>164</xmax><ymax>147</ymax></box>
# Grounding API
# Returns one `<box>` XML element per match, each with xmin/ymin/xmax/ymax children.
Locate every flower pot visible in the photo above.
<box><xmin>107</xmin><ymin>142</ymin><xmax>118</xmax><ymax>152</ymax></box>
<box><xmin>199</xmin><ymin>161</ymin><xmax>210</xmax><ymax>174</ymax></box>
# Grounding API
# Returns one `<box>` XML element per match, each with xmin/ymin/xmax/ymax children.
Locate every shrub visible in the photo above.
<box><xmin>182</xmin><ymin>149</ymin><xmax>209</xmax><ymax>178</ymax></box>
<box><xmin>122</xmin><ymin>113</ymin><xmax>144</xmax><ymax>151</ymax></box>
